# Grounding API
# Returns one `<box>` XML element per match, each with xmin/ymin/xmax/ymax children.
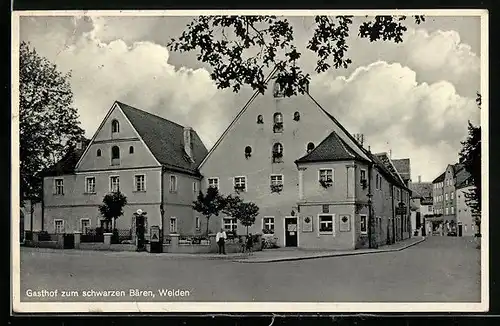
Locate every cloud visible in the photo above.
<box><xmin>19</xmin><ymin>16</ymin><xmax>481</xmax><ymax>182</ymax></box>
<box><xmin>311</xmin><ymin>61</ymin><xmax>479</xmax><ymax>181</ymax></box>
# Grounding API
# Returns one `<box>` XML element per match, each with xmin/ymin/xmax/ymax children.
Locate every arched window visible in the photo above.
<box><xmin>96</xmin><ymin>149</ymin><xmax>102</xmax><ymax>157</ymax></box>
<box><xmin>273</xmin><ymin>113</ymin><xmax>283</xmax><ymax>133</ymax></box>
<box><xmin>111</xmin><ymin>120</ymin><xmax>120</xmax><ymax>133</ymax></box>
<box><xmin>245</xmin><ymin>146</ymin><xmax>252</xmax><ymax>158</ymax></box>
<box><xmin>129</xmin><ymin>146</ymin><xmax>134</xmax><ymax>154</ymax></box>
<box><xmin>272</xmin><ymin>143</ymin><xmax>283</xmax><ymax>163</ymax></box>
<box><xmin>111</xmin><ymin>146</ymin><xmax>120</xmax><ymax>165</ymax></box>
<box><xmin>294</xmin><ymin>111</ymin><xmax>301</xmax><ymax>121</ymax></box>
<box><xmin>257</xmin><ymin>115</ymin><xmax>264</xmax><ymax>124</ymax></box>
<box><xmin>307</xmin><ymin>142</ymin><xmax>315</xmax><ymax>153</ymax></box>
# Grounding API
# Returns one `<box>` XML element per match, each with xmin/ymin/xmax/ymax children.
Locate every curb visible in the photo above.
<box><xmin>234</xmin><ymin>237</ymin><xmax>427</xmax><ymax>263</ymax></box>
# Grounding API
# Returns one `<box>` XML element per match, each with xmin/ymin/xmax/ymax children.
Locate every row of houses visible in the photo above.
<box><xmin>408</xmin><ymin>162</ymin><xmax>477</xmax><ymax>238</ymax></box>
<box><xmin>23</xmin><ymin>69</ymin><xmax>414</xmax><ymax>250</ymax></box>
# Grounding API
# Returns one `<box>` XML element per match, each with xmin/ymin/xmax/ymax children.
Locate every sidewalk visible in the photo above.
<box><xmin>233</xmin><ymin>236</ymin><xmax>426</xmax><ymax>263</ymax></box>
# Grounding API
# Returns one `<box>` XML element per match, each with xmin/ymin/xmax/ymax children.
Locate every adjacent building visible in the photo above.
<box><xmin>40</xmin><ymin>101</ymin><xmax>208</xmax><ymax>240</ymax></box>
<box><xmin>455</xmin><ymin>168</ymin><xmax>476</xmax><ymax>236</ymax></box>
<box><xmin>409</xmin><ymin>177</ymin><xmax>433</xmax><ymax>235</ymax></box>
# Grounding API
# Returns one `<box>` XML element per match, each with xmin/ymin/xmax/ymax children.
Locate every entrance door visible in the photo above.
<box><xmin>284</xmin><ymin>217</ymin><xmax>298</xmax><ymax>247</ymax></box>
<box><xmin>458</xmin><ymin>224</ymin><xmax>463</xmax><ymax>237</ymax></box>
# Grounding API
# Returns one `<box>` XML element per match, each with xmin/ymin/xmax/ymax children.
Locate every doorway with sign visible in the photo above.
<box><xmin>284</xmin><ymin>217</ymin><xmax>298</xmax><ymax>247</ymax></box>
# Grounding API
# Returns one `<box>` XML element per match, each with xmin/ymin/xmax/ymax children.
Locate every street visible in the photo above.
<box><xmin>19</xmin><ymin>236</ymin><xmax>481</xmax><ymax>302</ymax></box>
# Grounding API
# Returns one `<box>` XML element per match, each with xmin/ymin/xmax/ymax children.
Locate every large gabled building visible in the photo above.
<box><xmin>197</xmin><ymin>68</ymin><xmax>412</xmax><ymax>250</ymax></box>
<box><xmin>40</xmin><ymin>101</ymin><xmax>208</xmax><ymax>239</ymax></box>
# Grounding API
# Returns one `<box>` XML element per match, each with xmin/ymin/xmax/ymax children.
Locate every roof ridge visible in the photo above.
<box><xmin>117</xmin><ymin>101</ymin><xmax>186</xmax><ymax>129</ymax></box>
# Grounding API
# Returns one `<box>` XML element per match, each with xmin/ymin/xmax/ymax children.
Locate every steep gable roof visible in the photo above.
<box><xmin>432</xmin><ymin>171</ymin><xmax>446</xmax><ymax>183</ymax></box>
<box><xmin>392</xmin><ymin>158</ymin><xmax>411</xmax><ymax>183</ymax></box>
<box><xmin>198</xmin><ymin>66</ymin><xmax>372</xmax><ymax>169</ymax></box>
<box><xmin>117</xmin><ymin>102</ymin><xmax>208</xmax><ymax>175</ymax></box>
<box><xmin>373</xmin><ymin>153</ymin><xmax>408</xmax><ymax>189</ymax></box>
<box><xmin>411</xmin><ymin>182</ymin><xmax>433</xmax><ymax>199</ymax></box>
<box><xmin>295</xmin><ymin>130</ymin><xmax>366</xmax><ymax>163</ymax></box>
<box><xmin>41</xmin><ymin>139</ymin><xmax>91</xmax><ymax>177</ymax></box>
<box><xmin>455</xmin><ymin>167</ymin><xmax>473</xmax><ymax>189</ymax></box>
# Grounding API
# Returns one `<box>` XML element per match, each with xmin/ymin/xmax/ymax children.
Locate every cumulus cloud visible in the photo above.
<box><xmin>19</xmin><ymin>16</ymin><xmax>481</xmax><ymax>181</ymax></box>
<box><xmin>311</xmin><ymin>61</ymin><xmax>479</xmax><ymax>181</ymax></box>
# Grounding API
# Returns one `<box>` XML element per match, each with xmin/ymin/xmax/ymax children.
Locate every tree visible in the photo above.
<box><xmin>20</xmin><ymin>41</ymin><xmax>84</xmax><ymax>203</ymax></box>
<box><xmin>459</xmin><ymin>106</ymin><xmax>481</xmax><ymax>235</ymax></box>
<box><xmin>98</xmin><ymin>191</ymin><xmax>128</xmax><ymax>232</ymax></box>
<box><xmin>223</xmin><ymin>195</ymin><xmax>259</xmax><ymax>235</ymax></box>
<box><xmin>168</xmin><ymin>15</ymin><xmax>425</xmax><ymax>97</ymax></box>
<box><xmin>193</xmin><ymin>187</ymin><xmax>227</xmax><ymax>235</ymax></box>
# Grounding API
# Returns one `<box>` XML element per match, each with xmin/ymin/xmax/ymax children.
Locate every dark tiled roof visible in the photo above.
<box><xmin>432</xmin><ymin>171</ymin><xmax>446</xmax><ymax>183</ymax></box>
<box><xmin>373</xmin><ymin>153</ymin><xmax>407</xmax><ymax>188</ymax></box>
<box><xmin>411</xmin><ymin>182</ymin><xmax>433</xmax><ymax>199</ymax></box>
<box><xmin>118</xmin><ymin>102</ymin><xmax>208</xmax><ymax>175</ymax></box>
<box><xmin>295</xmin><ymin>131</ymin><xmax>366</xmax><ymax>163</ymax></box>
<box><xmin>455</xmin><ymin>167</ymin><xmax>473</xmax><ymax>189</ymax></box>
<box><xmin>42</xmin><ymin>139</ymin><xmax>91</xmax><ymax>176</ymax></box>
<box><xmin>392</xmin><ymin>158</ymin><xmax>411</xmax><ymax>182</ymax></box>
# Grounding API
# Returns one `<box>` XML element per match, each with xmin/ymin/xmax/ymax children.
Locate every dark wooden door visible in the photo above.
<box><xmin>285</xmin><ymin>218</ymin><xmax>298</xmax><ymax>247</ymax></box>
<box><xmin>458</xmin><ymin>224</ymin><xmax>463</xmax><ymax>237</ymax></box>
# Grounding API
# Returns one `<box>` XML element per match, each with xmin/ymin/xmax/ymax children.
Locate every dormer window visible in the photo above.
<box><xmin>96</xmin><ymin>149</ymin><xmax>102</xmax><ymax>157</ymax></box>
<box><xmin>273</xmin><ymin>113</ymin><xmax>283</xmax><ymax>133</ymax></box>
<box><xmin>257</xmin><ymin>115</ymin><xmax>264</xmax><ymax>124</ymax></box>
<box><xmin>129</xmin><ymin>146</ymin><xmax>134</xmax><ymax>154</ymax></box>
<box><xmin>307</xmin><ymin>142</ymin><xmax>315</xmax><ymax>153</ymax></box>
<box><xmin>293</xmin><ymin>111</ymin><xmax>300</xmax><ymax>121</ymax></box>
<box><xmin>272</xmin><ymin>143</ymin><xmax>283</xmax><ymax>163</ymax></box>
<box><xmin>111</xmin><ymin>120</ymin><xmax>120</xmax><ymax>133</ymax></box>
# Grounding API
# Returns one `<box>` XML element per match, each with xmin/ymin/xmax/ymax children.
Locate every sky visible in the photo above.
<box><xmin>18</xmin><ymin>14</ymin><xmax>482</xmax><ymax>182</ymax></box>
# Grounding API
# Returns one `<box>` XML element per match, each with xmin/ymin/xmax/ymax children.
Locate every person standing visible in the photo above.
<box><xmin>216</xmin><ymin>228</ymin><xmax>227</xmax><ymax>254</ymax></box>
<box><xmin>246</xmin><ymin>233</ymin><xmax>254</xmax><ymax>255</ymax></box>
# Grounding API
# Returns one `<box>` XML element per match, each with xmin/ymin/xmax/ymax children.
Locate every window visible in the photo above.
<box><xmin>319</xmin><ymin>215</ymin><xmax>334</xmax><ymax>233</ymax></box>
<box><xmin>307</xmin><ymin>142</ymin><xmax>315</xmax><ymax>153</ymax></box>
<box><xmin>245</xmin><ymin>146</ymin><xmax>252</xmax><ymax>158</ymax></box>
<box><xmin>273</xmin><ymin>80</ymin><xmax>284</xmax><ymax>97</ymax></box>
<box><xmin>81</xmin><ymin>219</ymin><xmax>91</xmax><ymax>234</ymax></box>
<box><xmin>111</xmin><ymin>119</ymin><xmax>119</xmax><ymax>133</ymax></box>
<box><xmin>129</xmin><ymin>146</ymin><xmax>134</xmax><ymax>154</ymax></box>
<box><xmin>445</xmin><ymin>207</ymin><xmax>449</xmax><ymax>215</ymax></box>
<box><xmin>451</xmin><ymin>207</ymin><xmax>455</xmax><ymax>214</ymax></box>
<box><xmin>451</xmin><ymin>191</ymin><xmax>454</xmax><ymax>199</ymax></box>
<box><xmin>263</xmin><ymin>217</ymin><xmax>275</xmax><ymax>233</ymax></box>
<box><xmin>428</xmin><ymin>205</ymin><xmax>433</xmax><ymax>211</ymax></box>
<box><xmin>111</xmin><ymin>146</ymin><xmax>120</xmax><ymax>165</ymax></box>
<box><xmin>234</xmin><ymin>176</ymin><xmax>247</xmax><ymax>192</ymax></box>
<box><xmin>97</xmin><ymin>149</ymin><xmax>102</xmax><ymax>157</ymax></box>
<box><xmin>257</xmin><ymin>115</ymin><xmax>264</xmax><ymax>124</ymax></box>
<box><xmin>293</xmin><ymin>111</ymin><xmax>300</xmax><ymax>121</ymax></box>
<box><xmin>54</xmin><ymin>220</ymin><xmax>64</xmax><ymax>234</ymax></box>
<box><xmin>54</xmin><ymin>178</ymin><xmax>64</xmax><ymax>195</ymax></box>
<box><xmin>135</xmin><ymin>175</ymin><xmax>146</xmax><ymax>192</ymax></box>
<box><xmin>85</xmin><ymin>177</ymin><xmax>96</xmax><ymax>193</ymax></box>
<box><xmin>272</xmin><ymin>143</ymin><xmax>283</xmax><ymax>163</ymax></box>
<box><xmin>270</xmin><ymin>174</ymin><xmax>283</xmax><ymax>186</ymax></box>
<box><xmin>110</xmin><ymin>176</ymin><xmax>120</xmax><ymax>192</ymax></box>
<box><xmin>319</xmin><ymin>169</ymin><xmax>334</xmax><ymax>182</ymax></box>
<box><xmin>169</xmin><ymin>217</ymin><xmax>177</xmax><ymax>233</ymax></box>
<box><xmin>445</xmin><ymin>193</ymin><xmax>449</xmax><ymax>201</ymax></box>
<box><xmin>397</xmin><ymin>189</ymin><xmax>401</xmax><ymax>201</ymax></box>
<box><xmin>273</xmin><ymin>113</ymin><xmax>283</xmax><ymax>132</ymax></box>
<box><xmin>208</xmin><ymin>177</ymin><xmax>219</xmax><ymax>190</ymax></box>
<box><xmin>195</xmin><ymin>216</ymin><xmax>201</xmax><ymax>230</ymax></box>
<box><xmin>270</xmin><ymin>174</ymin><xmax>283</xmax><ymax>192</ymax></box>
<box><xmin>360</xmin><ymin>214</ymin><xmax>368</xmax><ymax>234</ymax></box>
<box><xmin>360</xmin><ymin>170</ymin><xmax>367</xmax><ymax>183</ymax></box>
<box><xmin>223</xmin><ymin>217</ymin><xmax>237</xmax><ymax>231</ymax></box>
<box><xmin>193</xmin><ymin>182</ymin><xmax>197</xmax><ymax>193</ymax></box>
<box><xmin>169</xmin><ymin>175</ymin><xmax>177</xmax><ymax>192</ymax></box>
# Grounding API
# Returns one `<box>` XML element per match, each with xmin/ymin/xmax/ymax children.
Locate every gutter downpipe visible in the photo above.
<box><xmin>367</xmin><ymin>161</ymin><xmax>375</xmax><ymax>249</ymax></box>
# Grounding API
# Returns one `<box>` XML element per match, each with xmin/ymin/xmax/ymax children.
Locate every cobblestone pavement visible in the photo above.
<box><xmin>19</xmin><ymin>236</ymin><xmax>481</xmax><ymax>302</ymax></box>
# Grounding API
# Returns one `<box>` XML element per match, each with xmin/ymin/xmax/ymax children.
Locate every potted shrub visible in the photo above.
<box><xmin>270</xmin><ymin>184</ymin><xmax>283</xmax><ymax>193</ymax></box>
<box><xmin>319</xmin><ymin>179</ymin><xmax>332</xmax><ymax>189</ymax></box>
<box><xmin>361</xmin><ymin>179</ymin><xmax>368</xmax><ymax>189</ymax></box>
<box><xmin>272</xmin><ymin>151</ymin><xmax>283</xmax><ymax>163</ymax></box>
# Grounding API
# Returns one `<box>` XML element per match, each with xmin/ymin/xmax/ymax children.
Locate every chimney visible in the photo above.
<box><xmin>418</xmin><ymin>175</ymin><xmax>421</xmax><ymax>183</ymax></box>
<box><xmin>389</xmin><ymin>149</ymin><xmax>392</xmax><ymax>159</ymax></box>
<box><xmin>183</xmin><ymin>127</ymin><xmax>193</xmax><ymax>161</ymax></box>
<box><xmin>76</xmin><ymin>141</ymin><xmax>83</xmax><ymax>150</ymax></box>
